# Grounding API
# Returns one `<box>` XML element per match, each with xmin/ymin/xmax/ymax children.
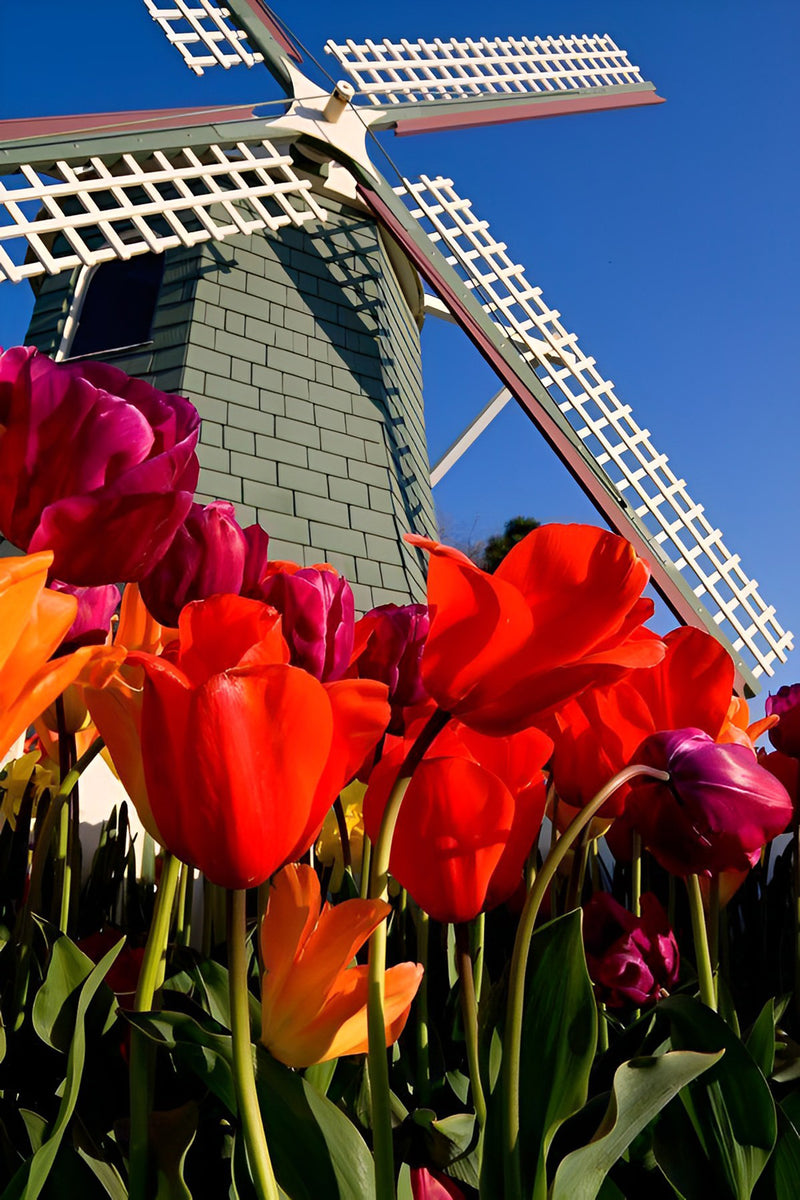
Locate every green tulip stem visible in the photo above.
<box><xmin>27</xmin><ymin>736</ymin><xmax>106</xmax><ymax>919</ymax></box>
<box><xmin>631</xmin><ymin>831</ymin><xmax>642</xmax><ymax>918</ymax></box>
<box><xmin>333</xmin><ymin>794</ymin><xmax>352</xmax><ymax>874</ymax></box>
<box><xmin>597</xmin><ymin>1001</ymin><xmax>609</xmax><ymax>1054</ymax></box>
<box><xmin>360</xmin><ymin>834</ymin><xmax>372</xmax><ymax>900</ymax></box>
<box><xmin>367</xmin><ymin>706</ymin><xmax>451</xmax><ymax>1200</ymax></box>
<box><xmin>129</xmin><ymin>852</ymin><xmax>181</xmax><ymax>1200</ymax></box>
<box><xmin>455</xmin><ymin>922</ymin><xmax>487</xmax><ymax>1128</ymax></box>
<box><xmin>502</xmin><ymin>764</ymin><xmax>669</xmax><ymax>1200</ymax></box>
<box><xmin>56</xmin><ymin>800</ymin><xmax>71</xmax><ymax>934</ymax></box>
<box><xmin>227</xmin><ymin>888</ymin><xmax>280</xmax><ymax>1200</ymax></box>
<box><xmin>686</xmin><ymin>874</ymin><xmax>717</xmax><ymax>1012</ymax></box>
<box><xmin>708</xmin><ymin>873</ymin><xmax>720</xmax><ymax>975</ymax></box>
<box><xmin>413</xmin><ymin>906</ymin><xmax>430</xmax><ymax>1106</ymax></box>
<box><xmin>473</xmin><ymin>910</ymin><xmax>486</xmax><ymax>1007</ymax></box>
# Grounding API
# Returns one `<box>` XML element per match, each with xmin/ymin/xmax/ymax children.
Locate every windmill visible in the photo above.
<box><xmin>0</xmin><ymin>1</ymin><xmax>792</xmax><ymax>694</ymax></box>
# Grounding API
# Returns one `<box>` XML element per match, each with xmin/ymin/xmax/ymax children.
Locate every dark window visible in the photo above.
<box><xmin>68</xmin><ymin>253</ymin><xmax>165</xmax><ymax>359</ymax></box>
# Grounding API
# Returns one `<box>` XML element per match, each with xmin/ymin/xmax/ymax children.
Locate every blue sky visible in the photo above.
<box><xmin>1</xmin><ymin>0</ymin><xmax>798</xmax><ymax>710</ymax></box>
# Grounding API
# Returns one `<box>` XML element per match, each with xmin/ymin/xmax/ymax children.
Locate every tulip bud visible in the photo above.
<box><xmin>582</xmin><ymin>892</ymin><xmax>679</xmax><ymax>1008</ymax></box>
<box><xmin>353</xmin><ymin>603</ymin><xmax>430</xmax><ymax>732</ymax></box>
<box><xmin>255</xmin><ymin>562</ymin><xmax>354</xmax><ymax>681</ymax></box>
<box><xmin>139</xmin><ymin>501</ymin><xmax>246</xmax><ymax>626</ymax></box>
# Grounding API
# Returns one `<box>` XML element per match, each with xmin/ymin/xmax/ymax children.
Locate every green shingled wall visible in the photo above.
<box><xmin>24</xmin><ymin>201</ymin><xmax>435</xmax><ymax>612</ymax></box>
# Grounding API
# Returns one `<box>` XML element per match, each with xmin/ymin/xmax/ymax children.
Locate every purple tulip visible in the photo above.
<box><xmin>353</xmin><ymin>603</ymin><xmax>430</xmax><ymax>731</ymax></box>
<box><xmin>254</xmin><ymin>563</ymin><xmax>354</xmax><ymax>681</ymax></box>
<box><xmin>766</xmin><ymin>683</ymin><xmax>800</xmax><ymax>758</ymax></box>
<box><xmin>139</xmin><ymin>501</ymin><xmax>248</xmax><ymax>627</ymax></box>
<box><xmin>48</xmin><ymin>580</ymin><xmax>121</xmax><ymax>650</ymax></box>
<box><xmin>0</xmin><ymin>346</ymin><xmax>199</xmax><ymax>585</ymax></box>
<box><xmin>241</xmin><ymin>524</ymin><xmax>271</xmax><ymax>596</ymax></box>
<box><xmin>583</xmin><ymin>892</ymin><xmax>679</xmax><ymax>1008</ymax></box>
<box><xmin>627</xmin><ymin>727</ymin><xmax>793</xmax><ymax>876</ymax></box>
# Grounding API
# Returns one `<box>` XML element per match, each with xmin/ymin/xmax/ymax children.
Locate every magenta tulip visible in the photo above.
<box><xmin>627</xmin><ymin>728</ymin><xmax>793</xmax><ymax>875</ymax></box>
<box><xmin>139</xmin><ymin>501</ymin><xmax>247</xmax><ymax>626</ymax></box>
<box><xmin>352</xmin><ymin>603</ymin><xmax>430</xmax><ymax>731</ymax></box>
<box><xmin>583</xmin><ymin>892</ymin><xmax>679</xmax><ymax>1008</ymax></box>
<box><xmin>254</xmin><ymin>562</ymin><xmax>354</xmax><ymax>681</ymax></box>
<box><xmin>48</xmin><ymin>580</ymin><xmax>121</xmax><ymax>649</ymax></box>
<box><xmin>766</xmin><ymin>684</ymin><xmax>800</xmax><ymax>758</ymax></box>
<box><xmin>0</xmin><ymin>346</ymin><xmax>199</xmax><ymax>585</ymax></box>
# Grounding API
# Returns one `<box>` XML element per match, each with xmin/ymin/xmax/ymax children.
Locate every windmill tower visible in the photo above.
<box><xmin>0</xmin><ymin>1</ymin><xmax>792</xmax><ymax>692</ymax></box>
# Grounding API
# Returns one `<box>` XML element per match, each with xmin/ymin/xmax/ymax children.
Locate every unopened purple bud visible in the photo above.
<box><xmin>583</xmin><ymin>892</ymin><xmax>678</xmax><ymax>1008</ymax></box>
<box><xmin>255</xmin><ymin>564</ymin><xmax>354</xmax><ymax>681</ymax></box>
<box><xmin>139</xmin><ymin>500</ymin><xmax>246</xmax><ymax>626</ymax></box>
<box><xmin>354</xmin><ymin>603</ymin><xmax>430</xmax><ymax>729</ymax></box>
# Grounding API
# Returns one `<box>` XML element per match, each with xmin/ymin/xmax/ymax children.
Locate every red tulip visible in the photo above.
<box><xmin>127</xmin><ymin>594</ymin><xmax>389</xmax><ymax>888</ymax></box>
<box><xmin>0</xmin><ymin>346</ymin><xmax>199</xmax><ymax>585</ymax></box>
<box><xmin>364</xmin><ymin>722</ymin><xmax>552</xmax><ymax>924</ymax></box>
<box><xmin>582</xmin><ymin>892</ymin><xmax>679</xmax><ymax>1008</ymax></box>
<box><xmin>552</xmin><ymin>626</ymin><xmax>735</xmax><ymax>817</ymax></box>
<box><xmin>627</xmin><ymin>728</ymin><xmax>793</xmax><ymax>876</ymax></box>
<box><xmin>410</xmin><ymin>1167</ymin><xmax>466</xmax><ymax>1200</ymax></box>
<box><xmin>407</xmin><ymin>524</ymin><xmax>663</xmax><ymax>735</ymax></box>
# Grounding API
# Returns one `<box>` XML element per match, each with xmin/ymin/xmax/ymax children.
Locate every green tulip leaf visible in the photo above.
<box><xmin>150</xmin><ymin>1101</ymin><xmax>199</xmax><ymax>1200</ymax></box>
<box><xmin>1</xmin><ymin>937</ymin><xmax>124</xmax><ymax>1200</ymax></box>
<box><xmin>32</xmin><ymin>934</ymin><xmax>94</xmax><ymax>1051</ymax></box>
<box><xmin>550</xmin><ymin>1050</ymin><xmax>722</xmax><ymax>1200</ymax></box>
<box><xmin>130</xmin><ymin>1007</ymin><xmax>375</xmax><ymax>1199</ymax></box>
<box><xmin>256</xmin><ymin>1046</ymin><xmax>376</xmax><ymax>1200</ymax></box>
<box><xmin>753</xmin><ymin>1104</ymin><xmax>800</xmax><ymax>1199</ymax></box>
<box><xmin>745</xmin><ymin>999</ymin><xmax>776</xmax><ymax>1079</ymax></box>
<box><xmin>482</xmin><ymin>910</ymin><xmax>596</xmax><ymax>1200</ymax></box>
<box><xmin>654</xmin><ymin>996</ymin><xmax>777</xmax><ymax>1200</ymax></box>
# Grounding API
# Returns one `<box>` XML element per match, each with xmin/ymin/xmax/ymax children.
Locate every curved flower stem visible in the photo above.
<box><xmin>502</xmin><ymin>764</ymin><xmax>669</xmax><ymax>1200</ymax></box>
<box><xmin>686</xmin><ymin>874</ymin><xmax>717</xmax><ymax>1012</ymax></box>
<box><xmin>367</xmin><ymin>706</ymin><xmax>451</xmax><ymax>1200</ymax></box>
<box><xmin>227</xmin><ymin>888</ymin><xmax>280</xmax><ymax>1200</ymax></box>
<box><xmin>333</xmin><ymin>795</ymin><xmax>352</xmax><ymax>875</ymax></box>
<box><xmin>129</xmin><ymin>852</ymin><xmax>181</xmax><ymax>1200</ymax></box>
<box><xmin>454</xmin><ymin>922</ymin><xmax>487</xmax><ymax>1127</ymax></box>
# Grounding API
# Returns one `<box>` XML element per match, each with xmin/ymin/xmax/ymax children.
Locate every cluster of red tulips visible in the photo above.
<box><xmin>1</xmin><ymin>344</ymin><xmax>798</xmax><ymax>1200</ymax></box>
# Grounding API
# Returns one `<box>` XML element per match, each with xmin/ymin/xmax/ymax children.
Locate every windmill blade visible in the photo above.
<box><xmin>142</xmin><ymin>0</ymin><xmax>301</xmax><ymax>89</ymax></box>
<box><xmin>0</xmin><ymin>120</ymin><xmax>327</xmax><ymax>284</ymax></box>
<box><xmin>354</xmin><ymin>171</ymin><xmax>792</xmax><ymax>691</ymax></box>
<box><xmin>326</xmin><ymin>33</ymin><xmax>662</xmax><ymax>134</ymax></box>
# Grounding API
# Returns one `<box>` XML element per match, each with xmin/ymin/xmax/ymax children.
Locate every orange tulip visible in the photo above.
<box><xmin>83</xmin><ymin>583</ymin><xmax>177</xmax><ymax>840</ymax></box>
<box><xmin>0</xmin><ymin>552</ymin><xmax>101</xmax><ymax>762</ymax></box>
<box><xmin>260</xmin><ymin>864</ymin><xmax>422</xmax><ymax>1067</ymax></box>
<box><xmin>407</xmin><ymin>524</ymin><xmax>663</xmax><ymax>735</ymax></box>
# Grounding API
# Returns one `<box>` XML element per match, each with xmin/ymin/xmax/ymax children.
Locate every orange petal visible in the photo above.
<box><xmin>260</xmin><ymin>865</ymin><xmax>323</xmax><ymax>1010</ymax></box>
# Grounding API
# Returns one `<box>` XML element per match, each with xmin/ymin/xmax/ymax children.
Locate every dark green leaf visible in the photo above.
<box><xmin>1</xmin><ymin>938</ymin><xmax>124</xmax><ymax>1200</ymax></box>
<box><xmin>745</xmin><ymin>1000</ymin><xmax>776</xmax><ymax>1078</ymax></box>
<box><xmin>753</xmin><ymin>1105</ymin><xmax>800</xmax><ymax>1199</ymax></box>
<box><xmin>32</xmin><ymin>934</ymin><xmax>94</xmax><ymax>1051</ymax></box>
<box><xmin>654</xmin><ymin>996</ymin><xmax>777</xmax><ymax>1200</ymax></box>
<box><xmin>551</xmin><ymin>1051</ymin><xmax>721</xmax><ymax>1200</ymax></box>
<box><xmin>150</xmin><ymin>1102</ymin><xmax>198</xmax><ymax>1200</ymax></box>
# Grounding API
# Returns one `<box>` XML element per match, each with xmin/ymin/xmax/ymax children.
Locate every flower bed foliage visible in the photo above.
<box><xmin>0</xmin><ymin>346</ymin><xmax>799</xmax><ymax>1199</ymax></box>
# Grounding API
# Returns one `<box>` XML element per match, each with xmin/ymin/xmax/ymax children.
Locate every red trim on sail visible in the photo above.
<box><xmin>392</xmin><ymin>89</ymin><xmax>664</xmax><ymax>137</ymax></box>
<box><xmin>0</xmin><ymin>104</ymin><xmax>260</xmax><ymax>143</ymax></box>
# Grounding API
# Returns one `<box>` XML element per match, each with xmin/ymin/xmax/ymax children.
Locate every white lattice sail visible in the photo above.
<box><xmin>397</xmin><ymin>174</ymin><xmax>793</xmax><ymax>680</ymax></box>
<box><xmin>326</xmin><ymin>33</ymin><xmax>646</xmax><ymax>105</ymax></box>
<box><xmin>143</xmin><ymin>0</ymin><xmax>263</xmax><ymax>73</ymax></box>
<box><xmin>0</xmin><ymin>141</ymin><xmax>327</xmax><ymax>283</ymax></box>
